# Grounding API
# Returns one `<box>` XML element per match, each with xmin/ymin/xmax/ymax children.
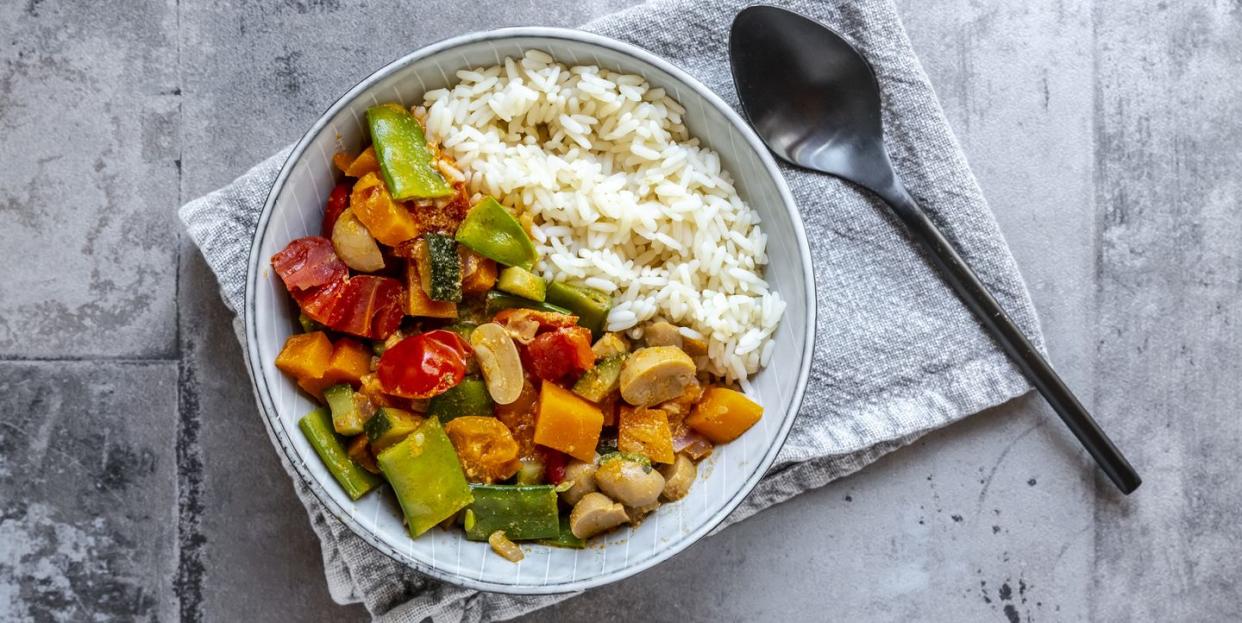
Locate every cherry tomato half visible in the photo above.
<box><xmin>377</xmin><ymin>330</ymin><xmax>472</xmax><ymax>399</ymax></box>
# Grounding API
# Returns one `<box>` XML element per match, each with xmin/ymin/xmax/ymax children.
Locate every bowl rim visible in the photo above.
<box><xmin>244</xmin><ymin>25</ymin><xmax>816</xmax><ymax>594</ymax></box>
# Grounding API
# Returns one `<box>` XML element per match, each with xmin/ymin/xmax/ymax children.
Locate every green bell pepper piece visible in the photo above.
<box><xmin>545</xmin><ymin>281</ymin><xmax>612</xmax><ymax>337</ymax></box>
<box><xmin>366</xmin><ymin>103</ymin><xmax>453</xmax><ymax>200</ymax></box>
<box><xmin>571</xmin><ymin>355</ymin><xmax>625</xmax><ymax>403</ymax></box>
<box><xmin>484</xmin><ymin>291</ymin><xmax>573</xmax><ymax>317</ymax></box>
<box><xmin>464</xmin><ymin>484</ymin><xmax>559</xmax><ymax>541</ymax></box>
<box><xmin>537</xmin><ymin>515</ymin><xmax>586</xmax><ymax>549</ymax></box>
<box><xmin>455</xmin><ymin>197</ymin><xmax>538</xmax><ymax>269</ymax></box>
<box><xmin>298</xmin><ymin>408</ymin><xmax>382</xmax><ymax>501</ymax></box>
<box><xmin>427</xmin><ymin>377</ymin><xmax>494</xmax><ymax>422</ymax></box>
<box><xmin>377</xmin><ymin>417</ymin><xmax>474</xmax><ymax>537</ymax></box>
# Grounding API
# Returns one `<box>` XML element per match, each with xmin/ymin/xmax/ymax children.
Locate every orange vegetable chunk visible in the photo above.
<box><xmin>459</xmin><ymin>247</ymin><xmax>497</xmax><ymax>296</ymax></box>
<box><xmin>404</xmin><ymin>261</ymin><xmax>457</xmax><ymax>318</ymax></box>
<box><xmin>534</xmin><ymin>382</ymin><xmax>603</xmax><ymax>462</ymax></box>
<box><xmin>350</xmin><ymin>172</ymin><xmax>417</xmax><ymax>246</ymax></box>
<box><xmin>275</xmin><ymin>331</ymin><xmax>333</xmax><ymax>383</ymax></box>
<box><xmin>685</xmin><ymin>387</ymin><xmax>763</xmax><ymax>444</ymax></box>
<box><xmin>618</xmin><ymin>405</ymin><xmax>675</xmax><ymax>464</ymax></box>
<box><xmin>345</xmin><ymin>146</ymin><xmax>381</xmax><ymax>178</ymax></box>
<box><xmin>296</xmin><ymin>377</ymin><xmax>332</xmax><ymax>398</ymax></box>
<box><xmin>322</xmin><ymin>338</ymin><xmax>373</xmax><ymax>387</ymax></box>
<box><xmin>332</xmin><ymin>151</ymin><xmax>352</xmax><ymax>173</ymax></box>
<box><xmin>444</xmin><ymin>416</ymin><xmax>521</xmax><ymax>483</ymax></box>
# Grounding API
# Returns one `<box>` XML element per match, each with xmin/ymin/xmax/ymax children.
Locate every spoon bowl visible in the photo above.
<box><xmin>730</xmin><ymin>5</ymin><xmax>1141</xmax><ymax>494</ymax></box>
<box><xmin>730</xmin><ymin>6</ymin><xmax>891</xmax><ymax>193</ymax></box>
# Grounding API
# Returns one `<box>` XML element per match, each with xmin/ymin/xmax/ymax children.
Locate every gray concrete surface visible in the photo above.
<box><xmin>1</xmin><ymin>0</ymin><xmax>1239</xmax><ymax>621</ymax></box>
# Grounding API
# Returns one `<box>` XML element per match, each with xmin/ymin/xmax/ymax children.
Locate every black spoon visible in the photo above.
<box><xmin>730</xmin><ymin>5</ymin><xmax>1141</xmax><ymax>494</ymax></box>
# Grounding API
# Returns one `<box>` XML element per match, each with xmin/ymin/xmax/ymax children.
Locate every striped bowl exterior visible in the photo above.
<box><xmin>244</xmin><ymin>28</ymin><xmax>815</xmax><ymax>594</ymax></box>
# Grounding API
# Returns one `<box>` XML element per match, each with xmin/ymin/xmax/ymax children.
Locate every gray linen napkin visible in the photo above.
<box><xmin>179</xmin><ymin>0</ymin><xmax>1044</xmax><ymax>620</ymax></box>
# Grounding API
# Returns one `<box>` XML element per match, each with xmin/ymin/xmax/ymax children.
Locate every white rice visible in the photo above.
<box><xmin>422</xmin><ymin>51</ymin><xmax>786</xmax><ymax>383</ymax></box>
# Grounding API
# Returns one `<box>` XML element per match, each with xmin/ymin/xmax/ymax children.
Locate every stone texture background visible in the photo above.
<box><xmin>1</xmin><ymin>0</ymin><xmax>1239</xmax><ymax>621</ymax></box>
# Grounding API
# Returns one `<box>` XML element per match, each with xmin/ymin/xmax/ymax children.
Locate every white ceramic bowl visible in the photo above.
<box><xmin>245</xmin><ymin>27</ymin><xmax>815</xmax><ymax>594</ymax></box>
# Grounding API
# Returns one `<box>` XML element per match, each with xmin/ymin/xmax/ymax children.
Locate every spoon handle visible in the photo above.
<box><xmin>882</xmin><ymin>184</ymin><xmax>1141</xmax><ymax>494</ymax></box>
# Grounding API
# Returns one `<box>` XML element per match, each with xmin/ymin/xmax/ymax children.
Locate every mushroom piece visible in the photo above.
<box><xmin>569</xmin><ymin>492</ymin><xmax>630</xmax><ymax>539</ymax></box>
<box><xmin>642</xmin><ymin>321</ymin><xmax>683</xmax><ymax>349</ymax></box>
<box><xmin>659</xmin><ymin>454</ymin><xmax>697</xmax><ymax>502</ymax></box>
<box><xmin>624</xmin><ymin>500</ymin><xmax>661</xmax><ymax>524</ymax></box>
<box><xmin>594</xmin><ymin>456</ymin><xmax>666</xmax><ymax>507</ymax></box>
<box><xmin>559</xmin><ymin>460</ymin><xmax>598</xmax><ymax>506</ymax></box>
<box><xmin>619</xmin><ymin>346</ymin><xmax>697</xmax><ymax>407</ymax></box>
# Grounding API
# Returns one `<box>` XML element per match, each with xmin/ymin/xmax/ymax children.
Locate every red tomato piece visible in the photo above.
<box><xmin>526</xmin><ymin>326</ymin><xmax>596</xmax><ymax>382</ymax></box>
<box><xmin>377</xmin><ymin>330</ymin><xmax>472</xmax><ymax>399</ymax></box>
<box><xmin>271</xmin><ymin>236</ymin><xmax>347</xmax><ymax>292</ymax></box>
<box><xmin>327</xmin><ymin>275</ymin><xmax>405</xmax><ymax>339</ymax></box>
<box><xmin>291</xmin><ymin>278</ymin><xmax>347</xmax><ymax>325</ymax></box>
<box><xmin>321</xmin><ymin>182</ymin><xmax>351</xmax><ymax>236</ymax></box>
<box><xmin>537</xmin><ymin>446</ymin><xmax>568</xmax><ymax>484</ymax></box>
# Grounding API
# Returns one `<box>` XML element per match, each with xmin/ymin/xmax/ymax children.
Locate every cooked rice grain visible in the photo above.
<box><xmin>423</xmin><ymin>51</ymin><xmax>786</xmax><ymax>382</ymax></box>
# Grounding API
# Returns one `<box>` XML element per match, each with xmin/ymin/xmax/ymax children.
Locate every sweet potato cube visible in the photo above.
<box><xmin>297</xmin><ymin>376</ymin><xmax>333</xmax><ymax>399</ymax></box>
<box><xmin>618</xmin><ymin>405</ymin><xmax>675</xmax><ymax>464</ymax></box>
<box><xmin>685</xmin><ymin>387</ymin><xmax>763</xmax><ymax>444</ymax></box>
<box><xmin>345</xmin><ymin>147</ymin><xmax>381</xmax><ymax>178</ymax></box>
<box><xmin>404</xmin><ymin>261</ymin><xmax>457</xmax><ymax>318</ymax></box>
<box><xmin>276</xmin><ymin>331</ymin><xmax>333</xmax><ymax>382</ymax></box>
<box><xmin>350</xmin><ymin>172</ymin><xmax>417</xmax><ymax>246</ymax></box>
<box><xmin>322</xmin><ymin>338</ymin><xmax>373</xmax><ymax>387</ymax></box>
<box><xmin>534</xmin><ymin>382</ymin><xmax>603</xmax><ymax>462</ymax></box>
<box><xmin>332</xmin><ymin>151</ymin><xmax>353</xmax><ymax>173</ymax></box>
<box><xmin>459</xmin><ymin>248</ymin><xmax>498</xmax><ymax>297</ymax></box>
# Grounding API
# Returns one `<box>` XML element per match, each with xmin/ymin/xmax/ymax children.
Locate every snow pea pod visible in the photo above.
<box><xmin>366</xmin><ymin>102</ymin><xmax>453</xmax><ymax>200</ymax></box>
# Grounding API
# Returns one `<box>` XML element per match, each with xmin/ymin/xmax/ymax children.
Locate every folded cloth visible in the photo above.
<box><xmin>179</xmin><ymin>0</ymin><xmax>1044</xmax><ymax>620</ymax></box>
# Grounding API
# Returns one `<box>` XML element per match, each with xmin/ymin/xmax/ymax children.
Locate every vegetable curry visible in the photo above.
<box><xmin>272</xmin><ymin>102</ymin><xmax>764</xmax><ymax>562</ymax></box>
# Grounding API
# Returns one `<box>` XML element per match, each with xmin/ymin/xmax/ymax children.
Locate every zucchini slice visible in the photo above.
<box><xmin>364</xmin><ymin>407</ymin><xmax>422</xmax><ymax>454</ymax></box>
<box><xmin>427</xmin><ymin>377</ymin><xmax>494</xmax><ymax>422</ymax></box>
<box><xmin>497</xmin><ymin>266</ymin><xmax>547</xmax><ymax>302</ymax></box>
<box><xmin>324</xmin><ymin>383</ymin><xmax>368</xmax><ymax>436</ymax></box>
<box><xmin>414</xmin><ymin>233</ymin><xmax>462</xmax><ymax>302</ymax></box>
<box><xmin>572</xmin><ymin>355</ymin><xmax>626</xmax><ymax>403</ymax></box>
